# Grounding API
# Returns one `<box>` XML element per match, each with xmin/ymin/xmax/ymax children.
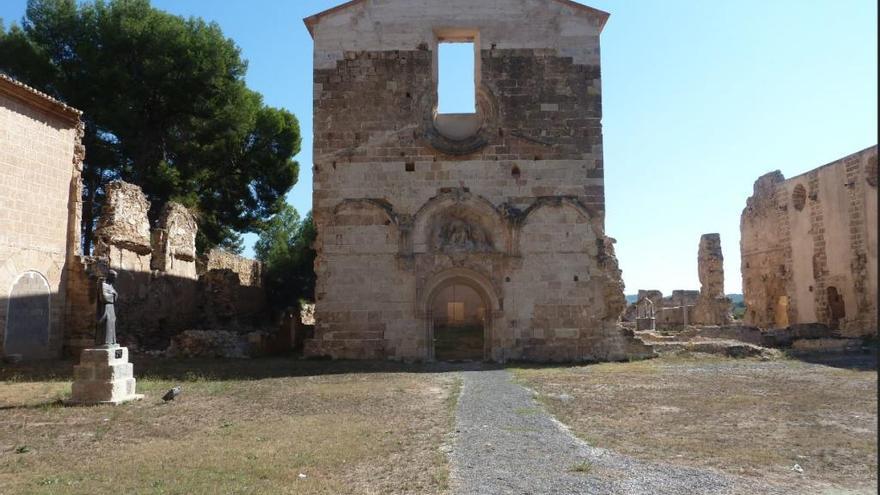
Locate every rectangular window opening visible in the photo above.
<box><xmin>438</xmin><ymin>42</ymin><xmax>476</xmax><ymax>114</ymax></box>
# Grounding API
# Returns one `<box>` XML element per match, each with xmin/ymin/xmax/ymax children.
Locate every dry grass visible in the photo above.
<box><xmin>0</xmin><ymin>358</ymin><xmax>459</xmax><ymax>495</ymax></box>
<box><xmin>513</xmin><ymin>353</ymin><xmax>878</xmax><ymax>494</ymax></box>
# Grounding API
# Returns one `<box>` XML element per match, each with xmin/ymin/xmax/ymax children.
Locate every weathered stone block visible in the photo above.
<box><xmin>67</xmin><ymin>346</ymin><xmax>143</xmax><ymax>405</ymax></box>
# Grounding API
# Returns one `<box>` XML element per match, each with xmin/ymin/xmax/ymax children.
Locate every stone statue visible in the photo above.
<box><xmin>95</xmin><ymin>270</ymin><xmax>118</xmax><ymax>347</ymax></box>
<box><xmin>69</xmin><ymin>268</ymin><xmax>142</xmax><ymax>405</ymax></box>
<box><xmin>438</xmin><ymin>218</ymin><xmax>491</xmax><ymax>253</ymax></box>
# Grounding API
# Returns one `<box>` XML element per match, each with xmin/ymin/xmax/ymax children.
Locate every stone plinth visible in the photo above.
<box><xmin>67</xmin><ymin>346</ymin><xmax>143</xmax><ymax>405</ymax></box>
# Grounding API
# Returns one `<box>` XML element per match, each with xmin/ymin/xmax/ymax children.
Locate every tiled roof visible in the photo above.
<box><xmin>0</xmin><ymin>72</ymin><xmax>82</xmax><ymax>122</ymax></box>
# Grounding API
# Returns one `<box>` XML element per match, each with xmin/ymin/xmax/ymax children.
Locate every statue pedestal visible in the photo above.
<box><xmin>67</xmin><ymin>346</ymin><xmax>143</xmax><ymax>405</ymax></box>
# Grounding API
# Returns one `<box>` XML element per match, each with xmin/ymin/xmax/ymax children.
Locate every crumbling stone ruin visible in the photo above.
<box><xmin>0</xmin><ymin>74</ymin><xmax>84</xmax><ymax>360</ymax></box>
<box><xmin>304</xmin><ymin>0</ymin><xmax>653</xmax><ymax>362</ymax></box>
<box><xmin>624</xmin><ymin>234</ymin><xmax>732</xmax><ymax>329</ymax></box>
<box><xmin>692</xmin><ymin>234</ymin><xmax>732</xmax><ymax>326</ymax></box>
<box><xmin>65</xmin><ymin>180</ymin><xmax>269</xmax><ymax>354</ymax></box>
<box><xmin>741</xmin><ymin>146</ymin><xmax>878</xmax><ymax>336</ymax></box>
<box><xmin>625</xmin><ymin>289</ymin><xmax>700</xmax><ymax>329</ymax></box>
<box><xmin>1</xmin><ymin>73</ymin><xmax>277</xmax><ymax>362</ymax></box>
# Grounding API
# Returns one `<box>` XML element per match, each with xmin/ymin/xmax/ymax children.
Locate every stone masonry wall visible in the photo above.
<box><xmin>306</xmin><ymin>0</ymin><xmax>652</xmax><ymax>362</ymax></box>
<box><xmin>0</xmin><ymin>75</ymin><xmax>82</xmax><ymax>360</ymax></box>
<box><xmin>692</xmin><ymin>233</ymin><xmax>732</xmax><ymax>325</ymax></box>
<box><xmin>65</xmin><ymin>181</ymin><xmax>268</xmax><ymax>354</ymax></box>
<box><xmin>741</xmin><ymin>146</ymin><xmax>878</xmax><ymax>336</ymax></box>
<box><xmin>199</xmin><ymin>249</ymin><xmax>266</xmax><ymax>325</ymax></box>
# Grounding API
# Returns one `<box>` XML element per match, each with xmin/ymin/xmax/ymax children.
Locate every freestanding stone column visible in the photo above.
<box><xmin>693</xmin><ymin>233</ymin><xmax>732</xmax><ymax>326</ymax></box>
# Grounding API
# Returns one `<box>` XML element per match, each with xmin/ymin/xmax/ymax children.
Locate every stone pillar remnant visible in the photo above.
<box><xmin>693</xmin><ymin>233</ymin><xmax>732</xmax><ymax>326</ymax></box>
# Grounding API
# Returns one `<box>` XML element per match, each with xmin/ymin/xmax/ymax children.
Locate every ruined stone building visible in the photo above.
<box><xmin>1</xmin><ymin>73</ymin><xmax>269</xmax><ymax>360</ymax></box>
<box><xmin>65</xmin><ymin>180</ymin><xmax>268</xmax><ymax>355</ymax></box>
<box><xmin>626</xmin><ymin>234</ymin><xmax>731</xmax><ymax>329</ymax></box>
<box><xmin>741</xmin><ymin>146</ymin><xmax>878</xmax><ymax>336</ymax></box>
<box><xmin>305</xmin><ymin>0</ymin><xmax>652</xmax><ymax>362</ymax></box>
<box><xmin>0</xmin><ymin>74</ymin><xmax>84</xmax><ymax>359</ymax></box>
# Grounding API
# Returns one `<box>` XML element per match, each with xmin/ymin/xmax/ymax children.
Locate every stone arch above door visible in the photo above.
<box><xmin>418</xmin><ymin>267</ymin><xmax>501</xmax><ymax>316</ymax></box>
<box><xmin>419</xmin><ymin>267</ymin><xmax>502</xmax><ymax>362</ymax></box>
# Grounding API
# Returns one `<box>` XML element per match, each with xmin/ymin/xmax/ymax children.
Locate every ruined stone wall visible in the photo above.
<box><xmin>67</xmin><ymin>182</ymin><xmax>201</xmax><ymax>351</ymax></box>
<box><xmin>64</xmin><ymin>181</ymin><xmax>268</xmax><ymax>353</ymax></box>
<box><xmin>692</xmin><ymin>234</ymin><xmax>732</xmax><ymax>325</ymax></box>
<box><xmin>202</xmin><ymin>249</ymin><xmax>264</xmax><ymax>287</ymax></box>
<box><xmin>307</xmin><ymin>0</ymin><xmax>652</xmax><ymax>362</ymax></box>
<box><xmin>199</xmin><ymin>249</ymin><xmax>266</xmax><ymax>325</ymax></box>
<box><xmin>741</xmin><ymin>146</ymin><xmax>878</xmax><ymax>336</ymax></box>
<box><xmin>0</xmin><ymin>75</ymin><xmax>82</xmax><ymax>359</ymax></box>
<box><xmin>624</xmin><ymin>289</ymin><xmax>697</xmax><ymax>329</ymax></box>
<box><xmin>151</xmin><ymin>202</ymin><xmax>198</xmax><ymax>279</ymax></box>
<box><xmin>655</xmin><ymin>305</ymin><xmax>695</xmax><ymax>328</ymax></box>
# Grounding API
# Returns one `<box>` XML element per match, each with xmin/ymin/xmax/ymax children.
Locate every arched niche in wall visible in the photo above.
<box><xmin>4</xmin><ymin>271</ymin><xmax>51</xmax><ymax>359</ymax></box>
<box><xmin>411</xmin><ymin>191</ymin><xmax>509</xmax><ymax>255</ymax></box>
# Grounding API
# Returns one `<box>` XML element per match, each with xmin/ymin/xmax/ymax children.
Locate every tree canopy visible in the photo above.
<box><xmin>0</xmin><ymin>0</ymin><xmax>301</xmax><ymax>252</ymax></box>
<box><xmin>254</xmin><ymin>204</ymin><xmax>317</xmax><ymax>310</ymax></box>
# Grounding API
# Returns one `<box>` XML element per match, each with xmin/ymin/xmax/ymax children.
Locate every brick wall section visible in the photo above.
<box><xmin>306</xmin><ymin>0</ymin><xmax>653</xmax><ymax>362</ymax></box>
<box><xmin>741</xmin><ymin>146</ymin><xmax>878</xmax><ymax>335</ymax></box>
<box><xmin>0</xmin><ymin>76</ymin><xmax>82</xmax><ymax>359</ymax></box>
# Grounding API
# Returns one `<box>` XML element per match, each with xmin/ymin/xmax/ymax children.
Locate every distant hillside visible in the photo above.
<box><xmin>625</xmin><ymin>294</ymin><xmax>639</xmax><ymax>304</ymax></box>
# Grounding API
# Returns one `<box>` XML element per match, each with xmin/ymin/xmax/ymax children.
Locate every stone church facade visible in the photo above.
<box><xmin>304</xmin><ymin>0</ymin><xmax>652</xmax><ymax>362</ymax></box>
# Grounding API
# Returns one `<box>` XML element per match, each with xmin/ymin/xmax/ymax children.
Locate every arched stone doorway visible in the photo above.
<box><xmin>430</xmin><ymin>283</ymin><xmax>486</xmax><ymax>361</ymax></box>
<box><xmin>4</xmin><ymin>271</ymin><xmax>51</xmax><ymax>359</ymax></box>
<box><xmin>422</xmin><ymin>269</ymin><xmax>498</xmax><ymax>362</ymax></box>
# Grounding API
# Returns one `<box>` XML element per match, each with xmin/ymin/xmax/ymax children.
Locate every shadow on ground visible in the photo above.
<box><xmin>1</xmin><ymin>349</ymin><xmax>875</xmax><ymax>385</ymax></box>
<box><xmin>0</xmin><ymin>354</ymin><xmax>507</xmax><ymax>383</ymax></box>
<box><xmin>788</xmin><ymin>351</ymin><xmax>877</xmax><ymax>371</ymax></box>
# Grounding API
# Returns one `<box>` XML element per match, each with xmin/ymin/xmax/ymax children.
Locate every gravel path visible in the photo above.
<box><xmin>449</xmin><ymin>369</ymin><xmax>784</xmax><ymax>495</ymax></box>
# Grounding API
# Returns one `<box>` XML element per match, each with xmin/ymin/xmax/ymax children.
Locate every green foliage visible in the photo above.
<box><xmin>0</xmin><ymin>0</ymin><xmax>301</xmax><ymax>252</ymax></box>
<box><xmin>217</xmin><ymin>232</ymin><xmax>245</xmax><ymax>255</ymax></box>
<box><xmin>254</xmin><ymin>203</ymin><xmax>316</xmax><ymax>310</ymax></box>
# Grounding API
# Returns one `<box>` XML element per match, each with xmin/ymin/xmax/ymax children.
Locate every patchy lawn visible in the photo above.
<box><xmin>0</xmin><ymin>358</ymin><xmax>460</xmax><ymax>495</ymax></box>
<box><xmin>513</xmin><ymin>353</ymin><xmax>877</xmax><ymax>494</ymax></box>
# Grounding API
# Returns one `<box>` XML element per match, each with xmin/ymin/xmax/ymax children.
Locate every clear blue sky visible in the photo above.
<box><xmin>2</xmin><ymin>0</ymin><xmax>876</xmax><ymax>294</ymax></box>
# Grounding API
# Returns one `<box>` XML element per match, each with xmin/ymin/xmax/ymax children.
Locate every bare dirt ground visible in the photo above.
<box><xmin>2</xmin><ymin>353</ymin><xmax>875</xmax><ymax>494</ymax></box>
<box><xmin>0</xmin><ymin>358</ymin><xmax>459</xmax><ymax>495</ymax></box>
<box><xmin>513</xmin><ymin>353</ymin><xmax>878</xmax><ymax>495</ymax></box>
